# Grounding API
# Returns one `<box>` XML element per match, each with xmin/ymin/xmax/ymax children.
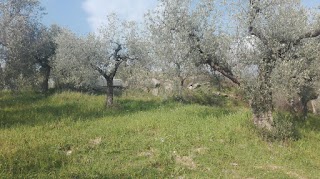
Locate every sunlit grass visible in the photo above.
<box><xmin>0</xmin><ymin>91</ymin><xmax>319</xmax><ymax>178</ymax></box>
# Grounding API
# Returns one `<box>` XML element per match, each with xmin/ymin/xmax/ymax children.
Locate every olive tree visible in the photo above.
<box><xmin>54</xmin><ymin>14</ymin><xmax>139</xmax><ymax>107</ymax></box>
<box><xmin>273</xmin><ymin>35</ymin><xmax>320</xmax><ymax>117</ymax></box>
<box><xmin>0</xmin><ymin>0</ymin><xmax>44</xmax><ymax>90</ymax></box>
<box><xmin>145</xmin><ymin>0</ymin><xmax>240</xmax><ymax>96</ymax></box>
<box><xmin>31</xmin><ymin>24</ymin><xmax>61</xmax><ymax>92</ymax></box>
<box><xmin>235</xmin><ymin>0</ymin><xmax>320</xmax><ymax>129</ymax></box>
<box><xmin>146</xmin><ymin>0</ymin><xmax>199</xmax><ymax>95</ymax></box>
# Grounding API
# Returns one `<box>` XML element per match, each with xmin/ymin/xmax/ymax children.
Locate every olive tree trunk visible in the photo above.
<box><xmin>299</xmin><ymin>86</ymin><xmax>318</xmax><ymax>119</ymax></box>
<box><xmin>40</xmin><ymin>65</ymin><xmax>51</xmax><ymax>92</ymax></box>
<box><xmin>251</xmin><ymin>59</ymin><xmax>274</xmax><ymax>130</ymax></box>
<box><xmin>106</xmin><ymin>77</ymin><xmax>114</xmax><ymax>107</ymax></box>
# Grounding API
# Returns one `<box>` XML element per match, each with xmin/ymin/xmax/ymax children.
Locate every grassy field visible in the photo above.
<box><xmin>0</xmin><ymin>91</ymin><xmax>320</xmax><ymax>178</ymax></box>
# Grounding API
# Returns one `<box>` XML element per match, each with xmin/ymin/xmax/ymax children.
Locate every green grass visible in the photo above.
<box><xmin>1</xmin><ymin>91</ymin><xmax>320</xmax><ymax>178</ymax></box>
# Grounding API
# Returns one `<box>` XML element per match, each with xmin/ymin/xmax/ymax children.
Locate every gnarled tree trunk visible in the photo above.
<box><xmin>299</xmin><ymin>86</ymin><xmax>318</xmax><ymax>119</ymax></box>
<box><xmin>177</xmin><ymin>76</ymin><xmax>186</xmax><ymax>97</ymax></box>
<box><xmin>106</xmin><ymin>77</ymin><xmax>114</xmax><ymax>107</ymax></box>
<box><xmin>251</xmin><ymin>58</ymin><xmax>274</xmax><ymax>130</ymax></box>
<box><xmin>40</xmin><ymin>65</ymin><xmax>51</xmax><ymax>92</ymax></box>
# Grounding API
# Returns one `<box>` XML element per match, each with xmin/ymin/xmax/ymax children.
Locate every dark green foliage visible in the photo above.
<box><xmin>257</xmin><ymin>113</ymin><xmax>300</xmax><ymax>141</ymax></box>
<box><xmin>171</xmin><ymin>87</ymin><xmax>239</xmax><ymax>107</ymax></box>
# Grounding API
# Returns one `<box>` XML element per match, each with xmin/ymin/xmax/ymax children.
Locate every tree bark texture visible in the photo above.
<box><xmin>248</xmin><ymin>0</ymin><xmax>274</xmax><ymax>130</ymax></box>
<box><xmin>178</xmin><ymin>76</ymin><xmax>186</xmax><ymax>97</ymax></box>
<box><xmin>251</xmin><ymin>58</ymin><xmax>274</xmax><ymax>130</ymax></box>
<box><xmin>40</xmin><ymin>65</ymin><xmax>51</xmax><ymax>92</ymax></box>
<box><xmin>205</xmin><ymin>58</ymin><xmax>240</xmax><ymax>86</ymax></box>
<box><xmin>106</xmin><ymin>77</ymin><xmax>114</xmax><ymax>107</ymax></box>
<box><xmin>299</xmin><ymin>86</ymin><xmax>318</xmax><ymax>119</ymax></box>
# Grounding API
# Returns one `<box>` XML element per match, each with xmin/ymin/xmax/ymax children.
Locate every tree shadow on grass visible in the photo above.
<box><xmin>68</xmin><ymin>172</ymin><xmax>134</xmax><ymax>179</ymax></box>
<box><xmin>0</xmin><ymin>144</ymin><xmax>68</xmax><ymax>178</ymax></box>
<box><xmin>169</xmin><ymin>91</ymin><xmax>239</xmax><ymax>119</ymax></box>
<box><xmin>171</xmin><ymin>89</ymin><xmax>242</xmax><ymax>109</ymax></box>
<box><xmin>0</xmin><ymin>97</ymin><xmax>176</xmax><ymax>128</ymax></box>
<box><xmin>116</xmin><ymin>99</ymin><xmax>176</xmax><ymax>112</ymax></box>
<box><xmin>0</xmin><ymin>92</ymin><xmax>48</xmax><ymax>108</ymax></box>
<box><xmin>173</xmin><ymin>93</ymin><xmax>229</xmax><ymax>107</ymax></box>
<box><xmin>297</xmin><ymin>114</ymin><xmax>320</xmax><ymax>132</ymax></box>
<box><xmin>0</xmin><ymin>91</ymin><xmax>237</xmax><ymax>129</ymax></box>
<box><xmin>191</xmin><ymin>107</ymin><xmax>237</xmax><ymax>119</ymax></box>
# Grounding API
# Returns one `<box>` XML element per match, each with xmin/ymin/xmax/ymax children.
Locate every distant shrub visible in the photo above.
<box><xmin>172</xmin><ymin>88</ymin><xmax>228</xmax><ymax>107</ymax></box>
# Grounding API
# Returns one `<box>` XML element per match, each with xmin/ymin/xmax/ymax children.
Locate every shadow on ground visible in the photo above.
<box><xmin>0</xmin><ymin>144</ymin><xmax>68</xmax><ymax>177</ymax></box>
<box><xmin>191</xmin><ymin>107</ymin><xmax>237</xmax><ymax>119</ymax></box>
<box><xmin>297</xmin><ymin>114</ymin><xmax>320</xmax><ymax>132</ymax></box>
<box><xmin>0</xmin><ymin>92</ymin><xmax>48</xmax><ymax>108</ymax></box>
<box><xmin>0</xmin><ymin>93</ymin><xmax>176</xmax><ymax>128</ymax></box>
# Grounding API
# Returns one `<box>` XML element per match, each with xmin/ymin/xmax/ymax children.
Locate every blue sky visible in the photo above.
<box><xmin>40</xmin><ymin>0</ymin><xmax>90</xmax><ymax>35</ymax></box>
<box><xmin>40</xmin><ymin>0</ymin><xmax>157</xmax><ymax>35</ymax></box>
<box><xmin>40</xmin><ymin>0</ymin><xmax>319</xmax><ymax>35</ymax></box>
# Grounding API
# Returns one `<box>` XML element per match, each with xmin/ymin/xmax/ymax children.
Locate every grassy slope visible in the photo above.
<box><xmin>0</xmin><ymin>92</ymin><xmax>320</xmax><ymax>178</ymax></box>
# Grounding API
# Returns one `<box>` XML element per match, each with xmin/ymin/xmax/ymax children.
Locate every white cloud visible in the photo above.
<box><xmin>82</xmin><ymin>0</ymin><xmax>156</xmax><ymax>33</ymax></box>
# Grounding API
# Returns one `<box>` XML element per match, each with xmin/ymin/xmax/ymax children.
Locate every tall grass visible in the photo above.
<box><xmin>1</xmin><ymin>91</ymin><xmax>320</xmax><ymax>178</ymax></box>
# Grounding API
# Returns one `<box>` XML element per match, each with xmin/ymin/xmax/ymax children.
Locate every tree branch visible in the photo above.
<box><xmin>109</xmin><ymin>41</ymin><xmax>123</xmax><ymax>61</ymax></box>
<box><xmin>248</xmin><ymin>0</ymin><xmax>269</xmax><ymax>47</ymax></box>
<box><xmin>205</xmin><ymin>57</ymin><xmax>241</xmax><ymax>86</ymax></box>
<box><xmin>294</xmin><ymin>28</ymin><xmax>320</xmax><ymax>44</ymax></box>
<box><xmin>90</xmin><ymin>63</ymin><xmax>104</xmax><ymax>76</ymax></box>
<box><xmin>189</xmin><ymin>32</ymin><xmax>240</xmax><ymax>86</ymax></box>
<box><xmin>248</xmin><ymin>27</ymin><xmax>268</xmax><ymax>46</ymax></box>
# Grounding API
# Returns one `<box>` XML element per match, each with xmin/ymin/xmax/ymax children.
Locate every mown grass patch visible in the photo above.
<box><xmin>1</xmin><ymin>91</ymin><xmax>320</xmax><ymax>178</ymax></box>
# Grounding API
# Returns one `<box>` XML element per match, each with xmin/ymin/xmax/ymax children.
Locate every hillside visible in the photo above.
<box><xmin>1</xmin><ymin>92</ymin><xmax>320</xmax><ymax>178</ymax></box>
